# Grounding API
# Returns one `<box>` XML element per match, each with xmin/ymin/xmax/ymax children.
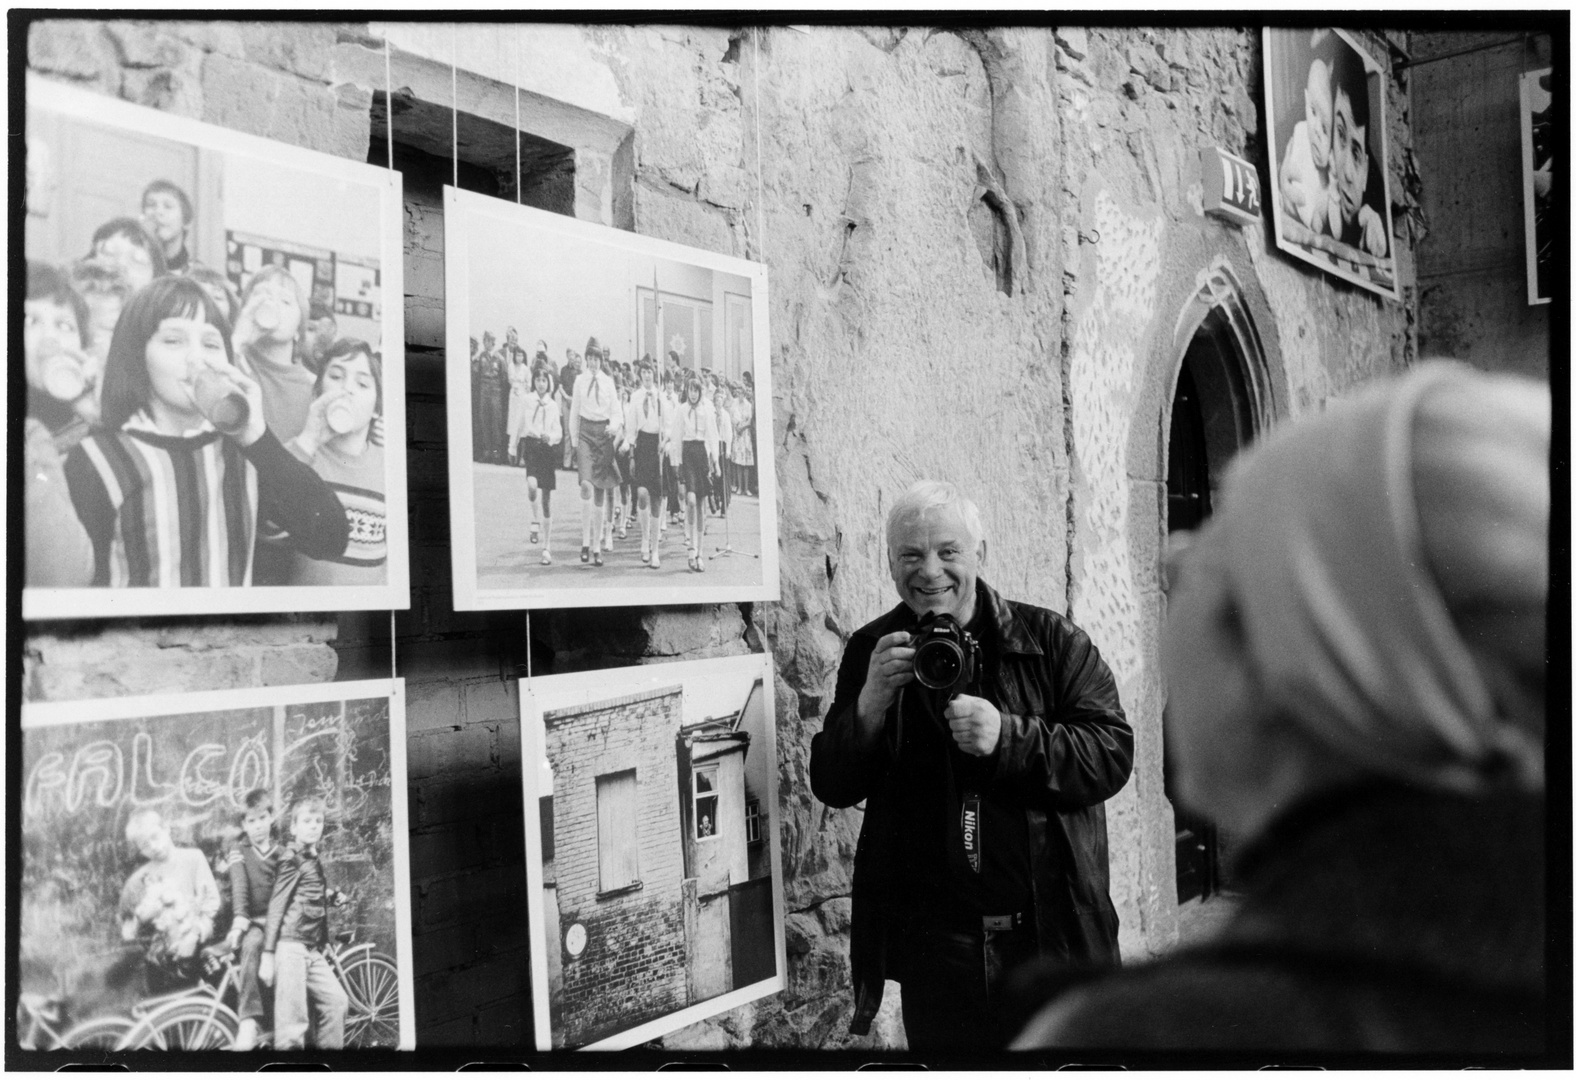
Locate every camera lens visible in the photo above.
<box><xmin>914</xmin><ymin>639</ymin><xmax>963</xmax><ymax>689</ymax></box>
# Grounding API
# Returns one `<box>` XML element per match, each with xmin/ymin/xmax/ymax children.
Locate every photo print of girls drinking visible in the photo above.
<box><xmin>22</xmin><ymin>76</ymin><xmax>408</xmax><ymax>619</ymax></box>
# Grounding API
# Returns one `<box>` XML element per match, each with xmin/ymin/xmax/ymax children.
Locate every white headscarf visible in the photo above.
<box><xmin>1212</xmin><ymin>361</ymin><xmax>1547</xmax><ymax>793</ymax></box>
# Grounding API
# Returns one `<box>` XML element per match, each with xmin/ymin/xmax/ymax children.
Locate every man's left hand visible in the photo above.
<box><xmin>945</xmin><ymin>694</ymin><xmax>1001</xmax><ymax>757</ymax></box>
<box><xmin>1357</xmin><ymin>205</ymin><xmax>1388</xmax><ymax>258</ymax></box>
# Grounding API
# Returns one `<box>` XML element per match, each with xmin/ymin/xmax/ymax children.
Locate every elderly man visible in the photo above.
<box><xmin>1326</xmin><ymin>42</ymin><xmax>1388</xmax><ymax>258</ymax></box>
<box><xmin>810</xmin><ymin>480</ymin><xmax>1133</xmax><ymax>1051</ymax></box>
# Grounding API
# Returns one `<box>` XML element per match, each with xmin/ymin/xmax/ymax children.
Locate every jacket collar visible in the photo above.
<box><xmin>864</xmin><ymin>579</ymin><xmax>1044</xmax><ymax>657</ymax></box>
<box><xmin>1220</xmin><ymin>783</ymin><xmax>1545</xmax><ymax>991</ymax></box>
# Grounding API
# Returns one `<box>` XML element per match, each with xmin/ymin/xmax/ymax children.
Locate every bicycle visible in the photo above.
<box><xmin>125</xmin><ymin>931</ymin><xmax>399</xmax><ymax>1050</ymax></box>
<box><xmin>16</xmin><ymin>988</ymin><xmax>136</xmax><ymax>1050</ymax></box>
<box><xmin>329</xmin><ymin>930</ymin><xmax>401</xmax><ymax>1047</ymax></box>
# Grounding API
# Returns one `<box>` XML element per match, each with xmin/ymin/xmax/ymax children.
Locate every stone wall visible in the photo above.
<box><xmin>1412</xmin><ymin>29</ymin><xmax>1553</xmax><ymax>379</ymax></box>
<box><xmin>23</xmin><ymin>18</ymin><xmax>1423</xmax><ymax>1053</ymax></box>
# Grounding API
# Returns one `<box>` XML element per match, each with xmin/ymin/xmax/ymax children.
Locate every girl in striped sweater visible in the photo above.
<box><xmin>63</xmin><ymin>277</ymin><xmax>348</xmax><ymax>589</ymax></box>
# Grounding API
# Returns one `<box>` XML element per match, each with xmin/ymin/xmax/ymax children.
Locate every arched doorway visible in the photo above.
<box><xmin>1162</xmin><ymin>283</ymin><xmax>1275</xmax><ymax>904</ymax></box>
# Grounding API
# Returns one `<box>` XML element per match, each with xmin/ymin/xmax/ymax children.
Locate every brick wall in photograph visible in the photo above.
<box><xmin>544</xmin><ymin>688</ymin><xmax>688</xmax><ymax>1046</ymax></box>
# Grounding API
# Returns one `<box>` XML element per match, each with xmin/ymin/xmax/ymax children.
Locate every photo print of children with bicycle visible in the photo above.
<box><xmin>19</xmin><ymin>681</ymin><xmax>413</xmax><ymax>1052</ymax></box>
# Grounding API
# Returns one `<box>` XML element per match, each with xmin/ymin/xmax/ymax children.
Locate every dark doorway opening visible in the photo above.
<box><xmin>1164</xmin><ymin>308</ymin><xmax>1261</xmax><ymax>904</ymax></box>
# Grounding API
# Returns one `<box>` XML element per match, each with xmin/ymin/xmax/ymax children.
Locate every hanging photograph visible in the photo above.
<box><xmin>1264</xmin><ymin>29</ymin><xmax>1399</xmax><ymax>300</ymax></box>
<box><xmin>18</xmin><ymin>680</ymin><xmax>414</xmax><ymax>1052</ymax></box>
<box><xmin>22</xmin><ymin>74</ymin><xmax>410</xmax><ymax>619</ymax></box>
<box><xmin>444</xmin><ymin>187</ymin><xmax>779</xmax><ymax>611</ymax></box>
<box><xmin>1520</xmin><ymin>67</ymin><xmax>1553</xmax><ymax>305</ymax></box>
<box><xmin>519</xmin><ymin>653</ymin><xmax>786</xmax><ymax>1049</ymax></box>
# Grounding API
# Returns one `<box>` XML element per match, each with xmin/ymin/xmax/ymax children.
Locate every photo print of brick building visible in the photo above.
<box><xmin>521</xmin><ymin>654</ymin><xmax>783</xmax><ymax>1049</ymax></box>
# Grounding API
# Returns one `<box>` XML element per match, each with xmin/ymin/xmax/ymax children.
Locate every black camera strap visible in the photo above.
<box><xmin>960</xmin><ymin>792</ymin><xmax>982</xmax><ymax>873</ymax></box>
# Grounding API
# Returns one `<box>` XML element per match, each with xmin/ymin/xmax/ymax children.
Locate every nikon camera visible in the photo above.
<box><xmin>911</xmin><ymin>611</ymin><xmax>979</xmax><ymax>700</ymax></box>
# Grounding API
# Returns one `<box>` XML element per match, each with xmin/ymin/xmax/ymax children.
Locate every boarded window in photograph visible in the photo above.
<box><xmin>694</xmin><ymin>766</ymin><xmax>719</xmax><ymax>839</ymax></box>
<box><xmin>596</xmin><ymin>770</ymin><xmax>639</xmax><ymax>891</ymax></box>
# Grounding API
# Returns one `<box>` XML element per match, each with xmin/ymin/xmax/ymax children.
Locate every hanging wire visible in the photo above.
<box><xmin>383</xmin><ymin>37</ymin><xmax>394</xmax><ymax>171</ymax></box>
<box><xmin>384</xmin><ymin>36</ymin><xmax>397</xmax><ymax>693</ymax></box>
<box><xmin>753</xmin><ymin>27</ymin><xmax>766</xmax><ymax>262</ymax></box>
<box><xmin>514</xmin><ymin>28</ymin><xmax>523</xmax><ymax>204</ymax></box>
<box><xmin>451</xmin><ymin>22</ymin><xmax>459</xmax><ymax>189</ymax></box>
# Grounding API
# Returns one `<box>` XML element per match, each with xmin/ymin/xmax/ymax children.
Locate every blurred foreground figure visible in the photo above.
<box><xmin>1015</xmin><ymin>361</ymin><xmax>1549</xmax><ymax>1054</ymax></box>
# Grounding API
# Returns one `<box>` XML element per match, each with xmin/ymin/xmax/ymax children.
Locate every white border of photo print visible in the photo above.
<box><xmin>23</xmin><ymin>75</ymin><xmax>410</xmax><ymax>619</ymax></box>
<box><xmin>1520</xmin><ymin>67</ymin><xmax>1553</xmax><ymax>306</ymax></box>
<box><xmin>1263</xmin><ymin>28</ymin><xmax>1400</xmax><ymax>301</ymax></box>
<box><xmin>519</xmin><ymin>653</ymin><xmax>787</xmax><ymax>1050</ymax></box>
<box><xmin>20</xmin><ymin>679</ymin><xmax>416</xmax><ymax>1051</ymax></box>
<box><xmin>444</xmin><ymin>187</ymin><xmax>779</xmax><ymax>611</ymax></box>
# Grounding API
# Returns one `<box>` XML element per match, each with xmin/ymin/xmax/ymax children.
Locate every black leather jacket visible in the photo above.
<box><xmin>810</xmin><ymin>580</ymin><xmax>1134</xmax><ymax>1035</ymax></box>
<box><xmin>263</xmin><ymin>843</ymin><xmax>330</xmax><ymax>952</ymax></box>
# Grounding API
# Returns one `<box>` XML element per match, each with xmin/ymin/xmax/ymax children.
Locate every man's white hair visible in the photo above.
<box><xmin>886</xmin><ymin>480</ymin><xmax>987</xmax><ymax>555</ymax></box>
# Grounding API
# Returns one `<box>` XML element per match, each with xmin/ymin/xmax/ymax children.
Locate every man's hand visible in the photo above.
<box><xmin>856</xmin><ymin>631</ymin><xmax>915</xmax><ymax>729</ymax></box>
<box><xmin>945</xmin><ymin>694</ymin><xmax>1002</xmax><ymax>757</ymax></box>
<box><xmin>259</xmin><ymin>952</ymin><xmax>275</xmax><ymax>986</ymax></box>
<box><xmin>1357</xmin><ymin>204</ymin><xmax>1388</xmax><ymax>258</ymax></box>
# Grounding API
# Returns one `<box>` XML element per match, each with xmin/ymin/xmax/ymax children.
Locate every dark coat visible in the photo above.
<box><xmin>810</xmin><ymin>579</ymin><xmax>1134</xmax><ymax>1035</ymax></box>
<box><xmin>1016</xmin><ymin>784</ymin><xmax>1546</xmax><ymax>1058</ymax></box>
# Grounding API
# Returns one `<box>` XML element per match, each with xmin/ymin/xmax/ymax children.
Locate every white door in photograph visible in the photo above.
<box><xmin>723</xmin><ymin>293</ymin><xmax>753</xmax><ymax>385</ymax></box>
<box><xmin>27</xmin><ymin>108</ymin><xmax>197</xmax><ymax>266</ymax></box>
<box><xmin>639</xmin><ymin>288</ymin><xmax>713</xmax><ymax>373</ymax></box>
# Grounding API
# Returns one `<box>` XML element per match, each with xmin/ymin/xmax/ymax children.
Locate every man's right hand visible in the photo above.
<box><xmin>856</xmin><ymin>631</ymin><xmax>916</xmax><ymax>732</ymax></box>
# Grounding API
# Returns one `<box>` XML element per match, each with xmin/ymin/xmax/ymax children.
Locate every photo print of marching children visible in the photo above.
<box><xmin>1520</xmin><ymin>67</ymin><xmax>1553</xmax><ymax>305</ymax></box>
<box><xmin>520</xmin><ymin>654</ymin><xmax>786</xmax><ymax>1049</ymax></box>
<box><xmin>22</xmin><ymin>75</ymin><xmax>409</xmax><ymax>620</ymax></box>
<box><xmin>1264</xmin><ymin>29</ymin><xmax>1399</xmax><ymax>300</ymax></box>
<box><xmin>19</xmin><ymin>681</ymin><xmax>414</xmax><ymax>1052</ymax></box>
<box><xmin>444</xmin><ymin>187</ymin><xmax>779</xmax><ymax>611</ymax></box>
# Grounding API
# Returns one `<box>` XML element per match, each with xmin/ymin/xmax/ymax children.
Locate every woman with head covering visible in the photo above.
<box><xmin>1014</xmin><ymin>361</ymin><xmax>1549</xmax><ymax>1055</ymax></box>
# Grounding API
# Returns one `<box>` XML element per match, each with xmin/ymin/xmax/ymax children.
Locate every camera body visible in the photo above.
<box><xmin>911</xmin><ymin>611</ymin><xmax>979</xmax><ymax>700</ymax></box>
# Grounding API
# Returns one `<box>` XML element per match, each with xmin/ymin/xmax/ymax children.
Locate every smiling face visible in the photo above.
<box><xmin>291</xmin><ymin>805</ymin><xmax>325</xmax><ymax>847</ymax></box>
<box><xmin>96</xmin><ymin>233</ymin><xmax>156</xmax><ymax>293</ymax></box>
<box><xmin>888</xmin><ymin>503</ymin><xmax>985</xmax><ymax>624</ymax></box>
<box><xmin>145</xmin><ymin>314</ymin><xmax>230</xmax><ymax>418</ymax></box>
<box><xmin>1304</xmin><ymin>58</ymin><xmax>1333</xmax><ymax>171</ymax></box>
<box><xmin>23</xmin><ymin>297</ymin><xmax>84</xmax><ymax>393</ymax></box>
<box><xmin>320</xmin><ymin>348</ymin><xmax>378</xmax><ymax>433</ymax></box>
<box><xmin>534</xmin><ymin>368</ymin><xmax>553</xmax><ymax>396</ymax></box>
<box><xmin>242</xmin><ymin>805</ymin><xmax>274</xmax><ymax>850</ymax></box>
<box><xmin>1330</xmin><ymin>86</ymin><xmax>1369</xmax><ymax>233</ymax></box>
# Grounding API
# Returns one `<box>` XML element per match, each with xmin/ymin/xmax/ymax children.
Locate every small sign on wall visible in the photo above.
<box><xmin>1202</xmin><ymin>146</ymin><xmax>1263</xmax><ymax>224</ymax></box>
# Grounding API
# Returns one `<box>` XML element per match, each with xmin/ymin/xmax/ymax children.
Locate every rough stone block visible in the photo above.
<box><xmin>258</xmin><ymin>643</ymin><xmax>339</xmax><ymax>686</ymax></box>
<box><xmin>103</xmin><ymin>21</ymin><xmax>190</xmax><ymax>68</ymax></box>
<box><xmin>29</xmin><ymin>20</ymin><xmax>116</xmax><ymax>83</ymax></box>
<box><xmin>408</xmin><ymin>724</ymin><xmax>493</xmax><ymax>780</ymax></box>
<box><xmin>463</xmin><ymin>677</ymin><xmax>516</xmax><ymax>725</ymax></box>
<box><xmin>633</xmin><ymin>182</ymin><xmax>736</xmax><ymax>255</ymax></box>
<box><xmin>474</xmin><ymin>996</ymin><xmax>529</xmax><ymax>1046</ymax></box>
<box><xmin>414</xmin><ymin>1012</ymin><xmax>473</xmax><ymax>1046</ymax></box>
<box><xmin>235</xmin><ymin>21</ymin><xmax>336</xmax><ymax>83</ymax></box>
<box><xmin>405</xmin><ymin>679</ymin><xmax>464</xmax><ymax>733</ymax></box>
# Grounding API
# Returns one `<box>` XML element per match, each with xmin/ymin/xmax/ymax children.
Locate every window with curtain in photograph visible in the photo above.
<box><xmin>693</xmin><ymin>765</ymin><xmax>719</xmax><ymax>840</ymax></box>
